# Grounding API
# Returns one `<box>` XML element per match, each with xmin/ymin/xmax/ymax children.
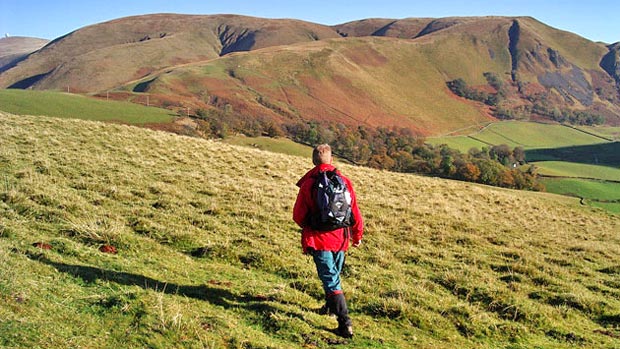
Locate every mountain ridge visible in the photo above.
<box><xmin>1</xmin><ymin>14</ymin><xmax>619</xmax><ymax>135</ymax></box>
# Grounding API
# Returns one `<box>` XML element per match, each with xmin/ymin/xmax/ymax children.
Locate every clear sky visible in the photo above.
<box><xmin>1</xmin><ymin>0</ymin><xmax>619</xmax><ymax>44</ymax></box>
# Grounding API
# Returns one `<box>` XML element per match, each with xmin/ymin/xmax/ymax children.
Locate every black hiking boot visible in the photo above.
<box><xmin>337</xmin><ymin>323</ymin><xmax>354</xmax><ymax>338</ymax></box>
<box><xmin>328</xmin><ymin>293</ymin><xmax>353</xmax><ymax>338</ymax></box>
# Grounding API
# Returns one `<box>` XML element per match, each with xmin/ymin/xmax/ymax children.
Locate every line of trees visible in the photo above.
<box><xmin>447</xmin><ymin>78</ymin><xmax>500</xmax><ymax>107</ymax></box>
<box><xmin>287</xmin><ymin>121</ymin><xmax>543</xmax><ymax>191</ymax></box>
<box><xmin>531</xmin><ymin>104</ymin><xmax>605</xmax><ymax>125</ymax></box>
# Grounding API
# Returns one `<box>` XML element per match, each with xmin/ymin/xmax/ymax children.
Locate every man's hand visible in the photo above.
<box><xmin>352</xmin><ymin>240</ymin><xmax>362</xmax><ymax>248</ymax></box>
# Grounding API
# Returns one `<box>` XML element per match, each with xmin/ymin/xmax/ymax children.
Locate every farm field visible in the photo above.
<box><xmin>425</xmin><ymin>135</ymin><xmax>489</xmax><ymax>152</ymax></box>
<box><xmin>526</xmin><ymin>142</ymin><xmax>620</xmax><ymax>166</ymax></box>
<box><xmin>576</xmin><ymin>126</ymin><xmax>620</xmax><ymax>140</ymax></box>
<box><xmin>427</xmin><ymin>121</ymin><xmax>610</xmax><ymax>152</ymax></box>
<box><xmin>533</xmin><ymin>161</ymin><xmax>620</xmax><ymax>181</ymax></box>
<box><xmin>1</xmin><ymin>112</ymin><xmax>619</xmax><ymax>348</ymax></box>
<box><xmin>470</xmin><ymin>122</ymin><xmax>608</xmax><ymax>149</ymax></box>
<box><xmin>540</xmin><ymin>178</ymin><xmax>620</xmax><ymax>214</ymax></box>
<box><xmin>0</xmin><ymin>89</ymin><xmax>175</xmax><ymax>124</ymax></box>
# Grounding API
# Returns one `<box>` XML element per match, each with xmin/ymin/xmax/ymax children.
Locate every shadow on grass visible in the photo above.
<box><xmin>24</xmin><ymin>252</ymin><xmax>331</xmax><ymax>335</ymax></box>
<box><xmin>26</xmin><ymin>252</ymin><xmax>243</xmax><ymax>306</ymax></box>
<box><xmin>525</xmin><ymin>141</ymin><xmax>620</xmax><ymax>167</ymax></box>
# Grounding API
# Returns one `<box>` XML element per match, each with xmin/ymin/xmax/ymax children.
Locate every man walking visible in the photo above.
<box><xmin>293</xmin><ymin>144</ymin><xmax>364</xmax><ymax>338</ymax></box>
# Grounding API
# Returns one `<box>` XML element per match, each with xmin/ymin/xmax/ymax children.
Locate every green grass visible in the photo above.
<box><xmin>540</xmin><ymin>178</ymin><xmax>620</xmax><ymax>214</ymax></box>
<box><xmin>0</xmin><ymin>89</ymin><xmax>175</xmax><ymax>124</ymax></box>
<box><xmin>1</xmin><ymin>112</ymin><xmax>620</xmax><ymax>348</ymax></box>
<box><xmin>429</xmin><ymin>121</ymin><xmax>613</xmax><ymax>152</ymax></box>
<box><xmin>471</xmin><ymin>122</ymin><xmax>608</xmax><ymax>149</ymax></box>
<box><xmin>526</xmin><ymin>142</ymin><xmax>620</xmax><ymax>166</ymax></box>
<box><xmin>575</xmin><ymin>126</ymin><xmax>620</xmax><ymax>141</ymax></box>
<box><xmin>426</xmin><ymin>136</ymin><xmax>490</xmax><ymax>153</ymax></box>
<box><xmin>223</xmin><ymin>136</ymin><xmax>313</xmax><ymax>158</ymax></box>
<box><xmin>533</xmin><ymin>161</ymin><xmax>620</xmax><ymax>181</ymax></box>
<box><xmin>540</xmin><ymin>178</ymin><xmax>620</xmax><ymax>201</ymax></box>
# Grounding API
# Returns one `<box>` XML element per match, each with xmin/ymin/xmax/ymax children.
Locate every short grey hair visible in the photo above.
<box><xmin>312</xmin><ymin>144</ymin><xmax>332</xmax><ymax>165</ymax></box>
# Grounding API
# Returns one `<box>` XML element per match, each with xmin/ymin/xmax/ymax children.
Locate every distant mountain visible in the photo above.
<box><xmin>1</xmin><ymin>14</ymin><xmax>619</xmax><ymax>135</ymax></box>
<box><xmin>0</xmin><ymin>36</ymin><xmax>49</xmax><ymax>72</ymax></box>
<box><xmin>0</xmin><ymin>14</ymin><xmax>340</xmax><ymax>91</ymax></box>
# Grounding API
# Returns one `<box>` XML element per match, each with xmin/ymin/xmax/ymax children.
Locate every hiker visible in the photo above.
<box><xmin>293</xmin><ymin>144</ymin><xmax>364</xmax><ymax>338</ymax></box>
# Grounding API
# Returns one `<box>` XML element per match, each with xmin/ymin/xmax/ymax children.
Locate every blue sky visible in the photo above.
<box><xmin>1</xmin><ymin>0</ymin><xmax>619</xmax><ymax>44</ymax></box>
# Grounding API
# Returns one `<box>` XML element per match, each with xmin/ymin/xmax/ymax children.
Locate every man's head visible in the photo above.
<box><xmin>312</xmin><ymin>144</ymin><xmax>333</xmax><ymax>166</ymax></box>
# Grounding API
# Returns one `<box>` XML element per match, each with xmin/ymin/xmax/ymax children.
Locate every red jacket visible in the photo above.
<box><xmin>293</xmin><ymin>163</ymin><xmax>364</xmax><ymax>253</ymax></box>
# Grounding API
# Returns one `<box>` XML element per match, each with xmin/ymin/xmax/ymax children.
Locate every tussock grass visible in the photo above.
<box><xmin>1</xmin><ymin>112</ymin><xmax>620</xmax><ymax>348</ymax></box>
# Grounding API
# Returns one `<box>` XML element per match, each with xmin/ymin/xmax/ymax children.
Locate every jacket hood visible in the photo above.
<box><xmin>296</xmin><ymin>163</ymin><xmax>336</xmax><ymax>187</ymax></box>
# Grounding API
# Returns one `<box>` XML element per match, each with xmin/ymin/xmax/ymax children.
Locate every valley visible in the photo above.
<box><xmin>1</xmin><ymin>12</ymin><xmax>620</xmax><ymax>347</ymax></box>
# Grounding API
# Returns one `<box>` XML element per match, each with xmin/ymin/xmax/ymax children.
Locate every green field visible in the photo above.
<box><xmin>426</xmin><ymin>135</ymin><xmax>489</xmax><ymax>152</ymax></box>
<box><xmin>576</xmin><ymin>126</ymin><xmax>620</xmax><ymax>140</ymax></box>
<box><xmin>526</xmin><ymin>142</ymin><xmax>620</xmax><ymax>166</ymax></box>
<box><xmin>540</xmin><ymin>178</ymin><xmax>620</xmax><ymax>214</ymax></box>
<box><xmin>0</xmin><ymin>89</ymin><xmax>175</xmax><ymax>124</ymax></box>
<box><xmin>533</xmin><ymin>161</ymin><xmax>620</xmax><ymax>181</ymax></box>
<box><xmin>471</xmin><ymin>122</ymin><xmax>608</xmax><ymax>149</ymax></box>
<box><xmin>2</xmin><ymin>112</ymin><xmax>620</xmax><ymax>348</ymax></box>
<box><xmin>427</xmin><ymin>121</ymin><xmax>610</xmax><ymax>152</ymax></box>
<box><xmin>223</xmin><ymin>136</ymin><xmax>313</xmax><ymax>158</ymax></box>
<box><xmin>541</xmin><ymin>177</ymin><xmax>620</xmax><ymax>201</ymax></box>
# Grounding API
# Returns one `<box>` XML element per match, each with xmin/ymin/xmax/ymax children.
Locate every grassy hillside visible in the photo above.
<box><xmin>0</xmin><ymin>14</ymin><xmax>341</xmax><ymax>92</ymax></box>
<box><xmin>576</xmin><ymin>126</ymin><xmax>620</xmax><ymax>140</ymax></box>
<box><xmin>1</xmin><ymin>112</ymin><xmax>620</xmax><ymax>348</ymax></box>
<box><xmin>533</xmin><ymin>161</ymin><xmax>620</xmax><ymax>181</ymax></box>
<box><xmin>223</xmin><ymin>136</ymin><xmax>313</xmax><ymax>159</ymax></box>
<box><xmin>137</xmin><ymin>35</ymin><xmax>493</xmax><ymax>135</ymax></box>
<box><xmin>540</xmin><ymin>178</ymin><xmax>620</xmax><ymax>214</ymax></box>
<box><xmin>427</xmin><ymin>121</ymin><xmax>610</xmax><ymax>152</ymax></box>
<box><xmin>0</xmin><ymin>89</ymin><xmax>175</xmax><ymax>124</ymax></box>
<box><xmin>0</xmin><ymin>37</ymin><xmax>49</xmax><ymax>70</ymax></box>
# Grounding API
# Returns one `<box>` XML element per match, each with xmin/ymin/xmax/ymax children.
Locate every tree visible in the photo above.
<box><xmin>393</xmin><ymin>151</ymin><xmax>415</xmax><ymax>172</ymax></box>
<box><xmin>265</xmin><ymin>121</ymin><xmax>284</xmax><ymax>138</ymax></box>
<box><xmin>447</xmin><ymin>78</ymin><xmax>468</xmax><ymax>97</ymax></box>
<box><xmin>513</xmin><ymin>146</ymin><xmax>525</xmax><ymax>164</ymax></box>
<box><xmin>456</xmin><ymin>162</ymin><xmax>481</xmax><ymax>182</ymax></box>
<box><xmin>440</xmin><ymin>155</ymin><xmax>456</xmax><ymax>176</ymax></box>
<box><xmin>476</xmin><ymin>159</ymin><xmax>504</xmax><ymax>186</ymax></box>
<box><xmin>490</xmin><ymin>144</ymin><xmax>514</xmax><ymax>165</ymax></box>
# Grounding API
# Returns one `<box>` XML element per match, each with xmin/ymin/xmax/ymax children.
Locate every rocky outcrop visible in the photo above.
<box><xmin>600</xmin><ymin>43</ymin><xmax>620</xmax><ymax>85</ymax></box>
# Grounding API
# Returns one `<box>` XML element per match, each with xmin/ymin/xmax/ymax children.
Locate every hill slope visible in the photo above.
<box><xmin>0</xmin><ymin>14</ymin><xmax>340</xmax><ymax>92</ymax></box>
<box><xmin>127</xmin><ymin>16</ymin><xmax>620</xmax><ymax>134</ymax></box>
<box><xmin>0</xmin><ymin>36</ymin><xmax>49</xmax><ymax>72</ymax></box>
<box><xmin>132</xmin><ymin>35</ymin><xmax>494</xmax><ymax>135</ymax></box>
<box><xmin>1</xmin><ymin>112</ymin><xmax>619</xmax><ymax>348</ymax></box>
